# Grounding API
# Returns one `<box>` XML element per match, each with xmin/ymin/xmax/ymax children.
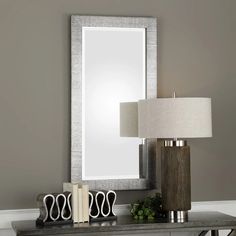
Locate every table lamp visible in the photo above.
<box><xmin>138</xmin><ymin>95</ymin><xmax>212</xmax><ymax>222</ymax></box>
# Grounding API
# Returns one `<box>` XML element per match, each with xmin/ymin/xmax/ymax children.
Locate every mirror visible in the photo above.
<box><xmin>71</xmin><ymin>16</ymin><xmax>157</xmax><ymax>190</ymax></box>
<box><xmin>83</xmin><ymin>27</ymin><xmax>145</xmax><ymax>180</ymax></box>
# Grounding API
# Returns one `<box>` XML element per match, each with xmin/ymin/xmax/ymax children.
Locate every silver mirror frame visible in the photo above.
<box><xmin>71</xmin><ymin>15</ymin><xmax>157</xmax><ymax>190</ymax></box>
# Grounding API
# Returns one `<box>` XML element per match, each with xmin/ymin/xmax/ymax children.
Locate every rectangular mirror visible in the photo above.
<box><xmin>71</xmin><ymin>15</ymin><xmax>157</xmax><ymax>190</ymax></box>
<box><xmin>83</xmin><ymin>27</ymin><xmax>145</xmax><ymax>180</ymax></box>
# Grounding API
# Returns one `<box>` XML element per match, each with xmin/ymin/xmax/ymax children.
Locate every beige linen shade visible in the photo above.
<box><xmin>138</xmin><ymin>98</ymin><xmax>212</xmax><ymax>139</ymax></box>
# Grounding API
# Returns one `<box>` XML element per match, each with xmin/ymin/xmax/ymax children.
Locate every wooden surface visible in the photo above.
<box><xmin>12</xmin><ymin>212</ymin><xmax>236</xmax><ymax>236</ymax></box>
<box><xmin>161</xmin><ymin>146</ymin><xmax>191</xmax><ymax>211</ymax></box>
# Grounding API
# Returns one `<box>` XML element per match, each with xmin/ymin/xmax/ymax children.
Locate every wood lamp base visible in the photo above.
<box><xmin>161</xmin><ymin>140</ymin><xmax>191</xmax><ymax>222</ymax></box>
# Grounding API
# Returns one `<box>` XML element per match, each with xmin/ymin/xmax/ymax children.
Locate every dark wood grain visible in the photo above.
<box><xmin>161</xmin><ymin>146</ymin><xmax>191</xmax><ymax>211</ymax></box>
<box><xmin>12</xmin><ymin>212</ymin><xmax>236</xmax><ymax>236</ymax></box>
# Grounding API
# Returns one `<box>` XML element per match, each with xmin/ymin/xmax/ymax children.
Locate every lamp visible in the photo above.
<box><xmin>138</xmin><ymin>95</ymin><xmax>212</xmax><ymax>222</ymax></box>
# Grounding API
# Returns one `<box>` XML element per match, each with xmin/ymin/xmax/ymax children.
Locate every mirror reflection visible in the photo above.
<box><xmin>82</xmin><ymin>27</ymin><xmax>146</xmax><ymax>180</ymax></box>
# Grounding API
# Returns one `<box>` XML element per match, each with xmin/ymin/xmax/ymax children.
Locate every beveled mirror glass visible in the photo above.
<box><xmin>71</xmin><ymin>15</ymin><xmax>157</xmax><ymax>190</ymax></box>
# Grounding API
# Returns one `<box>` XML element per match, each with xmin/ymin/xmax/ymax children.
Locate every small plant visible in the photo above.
<box><xmin>130</xmin><ymin>193</ymin><xmax>166</xmax><ymax>220</ymax></box>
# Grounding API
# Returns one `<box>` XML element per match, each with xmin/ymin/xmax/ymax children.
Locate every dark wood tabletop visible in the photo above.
<box><xmin>12</xmin><ymin>211</ymin><xmax>236</xmax><ymax>236</ymax></box>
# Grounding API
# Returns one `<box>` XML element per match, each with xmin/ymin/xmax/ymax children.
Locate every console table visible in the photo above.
<box><xmin>12</xmin><ymin>211</ymin><xmax>236</xmax><ymax>236</ymax></box>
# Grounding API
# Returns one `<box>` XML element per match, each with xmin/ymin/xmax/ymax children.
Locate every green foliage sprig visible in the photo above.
<box><xmin>130</xmin><ymin>193</ymin><xmax>166</xmax><ymax>220</ymax></box>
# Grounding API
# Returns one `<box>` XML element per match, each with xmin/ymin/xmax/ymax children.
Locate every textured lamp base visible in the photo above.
<box><xmin>161</xmin><ymin>141</ymin><xmax>191</xmax><ymax>213</ymax></box>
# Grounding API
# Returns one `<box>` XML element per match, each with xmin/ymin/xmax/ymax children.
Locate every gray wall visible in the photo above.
<box><xmin>0</xmin><ymin>0</ymin><xmax>235</xmax><ymax>210</ymax></box>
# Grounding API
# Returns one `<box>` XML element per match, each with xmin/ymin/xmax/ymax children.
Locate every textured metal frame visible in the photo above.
<box><xmin>71</xmin><ymin>15</ymin><xmax>157</xmax><ymax>190</ymax></box>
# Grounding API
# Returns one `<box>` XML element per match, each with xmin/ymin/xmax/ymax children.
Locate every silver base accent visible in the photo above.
<box><xmin>168</xmin><ymin>211</ymin><xmax>188</xmax><ymax>223</ymax></box>
<box><xmin>164</xmin><ymin>140</ymin><xmax>187</xmax><ymax>147</ymax></box>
